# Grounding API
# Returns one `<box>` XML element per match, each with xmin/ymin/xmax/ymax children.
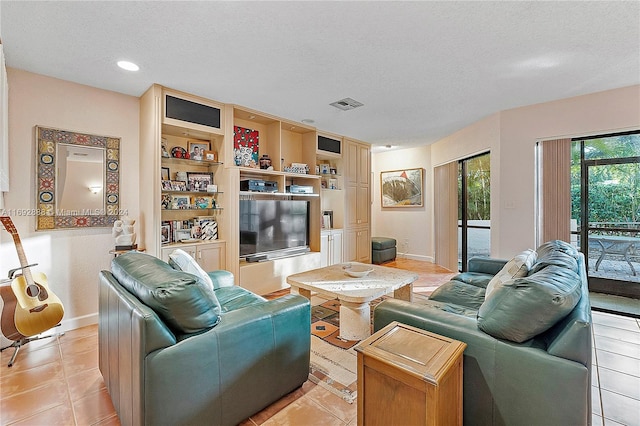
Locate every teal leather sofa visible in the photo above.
<box><xmin>374</xmin><ymin>240</ymin><xmax>592</xmax><ymax>426</ymax></box>
<box><xmin>98</xmin><ymin>252</ymin><xmax>310</xmax><ymax>426</ymax></box>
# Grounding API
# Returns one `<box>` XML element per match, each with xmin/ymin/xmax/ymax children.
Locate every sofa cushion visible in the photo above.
<box><xmin>215</xmin><ymin>286</ymin><xmax>267</xmax><ymax>312</ymax></box>
<box><xmin>485</xmin><ymin>249</ymin><xmax>537</xmax><ymax>300</ymax></box>
<box><xmin>112</xmin><ymin>252</ymin><xmax>221</xmax><ymax>334</ymax></box>
<box><xmin>478</xmin><ymin>265</ymin><xmax>582</xmax><ymax>343</ymax></box>
<box><xmin>429</xmin><ymin>280</ymin><xmax>486</xmax><ymax>309</ymax></box>
<box><xmin>168</xmin><ymin>249</ymin><xmax>214</xmax><ymax>290</ymax></box>
<box><xmin>450</xmin><ymin>272</ymin><xmax>493</xmax><ymax>288</ymax></box>
<box><xmin>536</xmin><ymin>239</ymin><xmax>579</xmax><ymax>259</ymax></box>
<box><xmin>529</xmin><ymin>249</ymin><xmax>579</xmax><ymax>275</ymax></box>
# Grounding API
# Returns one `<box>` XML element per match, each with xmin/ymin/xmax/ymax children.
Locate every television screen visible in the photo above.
<box><xmin>239</xmin><ymin>199</ymin><xmax>309</xmax><ymax>257</ymax></box>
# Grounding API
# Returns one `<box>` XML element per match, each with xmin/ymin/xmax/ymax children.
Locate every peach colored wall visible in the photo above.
<box><xmin>371</xmin><ymin>146</ymin><xmax>432</xmax><ymax>261</ymax></box>
<box><xmin>497</xmin><ymin>85</ymin><xmax>640</xmax><ymax>257</ymax></box>
<box><xmin>373</xmin><ymin>85</ymin><xmax>640</xmax><ymax>263</ymax></box>
<box><xmin>0</xmin><ymin>68</ymin><xmax>139</xmax><ymax>341</ymax></box>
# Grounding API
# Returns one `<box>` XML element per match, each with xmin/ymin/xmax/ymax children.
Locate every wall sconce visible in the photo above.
<box><xmin>89</xmin><ymin>185</ymin><xmax>102</xmax><ymax>194</ymax></box>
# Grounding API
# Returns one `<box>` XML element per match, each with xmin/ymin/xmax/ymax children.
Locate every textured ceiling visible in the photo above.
<box><xmin>1</xmin><ymin>1</ymin><xmax>639</xmax><ymax>150</ymax></box>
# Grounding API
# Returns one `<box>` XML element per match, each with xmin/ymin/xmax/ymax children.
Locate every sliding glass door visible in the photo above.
<box><xmin>571</xmin><ymin>132</ymin><xmax>640</xmax><ymax>297</ymax></box>
<box><xmin>458</xmin><ymin>152</ymin><xmax>491</xmax><ymax>271</ymax></box>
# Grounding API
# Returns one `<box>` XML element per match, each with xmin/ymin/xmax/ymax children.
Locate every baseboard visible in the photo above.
<box><xmin>398</xmin><ymin>253</ymin><xmax>434</xmax><ymax>263</ymax></box>
<box><xmin>60</xmin><ymin>312</ymin><xmax>98</xmax><ymax>333</ymax></box>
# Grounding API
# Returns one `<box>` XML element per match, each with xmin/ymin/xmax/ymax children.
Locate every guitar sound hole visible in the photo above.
<box><xmin>26</xmin><ymin>284</ymin><xmax>40</xmax><ymax>298</ymax></box>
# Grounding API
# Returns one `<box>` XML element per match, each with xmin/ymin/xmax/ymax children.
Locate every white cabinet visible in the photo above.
<box><xmin>344</xmin><ymin>227</ymin><xmax>370</xmax><ymax>263</ymax></box>
<box><xmin>161</xmin><ymin>240</ymin><xmax>226</xmax><ymax>272</ymax></box>
<box><xmin>344</xmin><ymin>139</ymin><xmax>371</xmax><ymax>263</ymax></box>
<box><xmin>321</xmin><ymin>229</ymin><xmax>343</xmax><ymax>267</ymax></box>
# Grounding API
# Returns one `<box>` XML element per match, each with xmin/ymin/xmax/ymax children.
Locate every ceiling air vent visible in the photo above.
<box><xmin>330</xmin><ymin>98</ymin><xmax>364</xmax><ymax>111</ymax></box>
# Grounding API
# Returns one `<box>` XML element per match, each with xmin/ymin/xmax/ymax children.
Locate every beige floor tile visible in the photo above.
<box><xmin>0</xmin><ymin>380</ymin><xmax>70</xmax><ymax>424</ymax></box>
<box><xmin>0</xmin><ymin>359</ymin><xmax>64</xmax><ymax>395</ymax></box>
<box><xmin>600</xmin><ymin>388</ymin><xmax>640</xmax><ymax>426</ymax></box>
<box><xmin>262</xmin><ymin>396</ymin><xmax>346</xmax><ymax>425</ymax></box>
<box><xmin>0</xmin><ymin>344</ymin><xmax>61</xmax><ymax>373</ymax></box>
<box><xmin>8</xmin><ymin>403</ymin><xmax>75</xmax><ymax>426</ymax></box>
<box><xmin>305</xmin><ymin>385</ymin><xmax>357</xmax><ymax>423</ymax></box>
<box><xmin>72</xmin><ymin>387</ymin><xmax>118</xmax><ymax>425</ymax></box>
<box><xmin>62</xmin><ymin>346</ymin><xmax>99</xmax><ymax>376</ymax></box>
<box><xmin>66</xmin><ymin>367</ymin><xmax>107</xmax><ymax>402</ymax></box>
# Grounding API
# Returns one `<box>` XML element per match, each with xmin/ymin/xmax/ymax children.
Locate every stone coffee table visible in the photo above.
<box><xmin>286</xmin><ymin>262</ymin><xmax>419</xmax><ymax>340</ymax></box>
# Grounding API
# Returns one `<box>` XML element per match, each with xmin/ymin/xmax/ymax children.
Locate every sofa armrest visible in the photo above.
<box><xmin>143</xmin><ymin>294</ymin><xmax>311</xmax><ymax>426</ymax></box>
<box><xmin>467</xmin><ymin>257</ymin><xmax>508</xmax><ymax>275</ymax></box>
<box><xmin>207</xmin><ymin>269</ymin><xmax>235</xmax><ymax>288</ymax></box>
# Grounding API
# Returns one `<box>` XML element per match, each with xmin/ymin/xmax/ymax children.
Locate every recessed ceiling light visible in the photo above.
<box><xmin>301</xmin><ymin>119</ymin><xmax>315</xmax><ymax>124</ymax></box>
<box><xmin>117</xmin><ymin>60</ymin><xmax>139</xmax><ymax>71</ymax></box>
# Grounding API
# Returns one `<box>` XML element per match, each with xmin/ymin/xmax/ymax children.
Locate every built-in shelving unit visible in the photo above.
<box><xmin>140</xmin><ymin>85</ymin><xmax>371</xmax><ymax>294</ymax></box>
<box><xmin>139</xmin><ymin>85</ymin><xmax>228</xmax><ymax>271</ymax></box>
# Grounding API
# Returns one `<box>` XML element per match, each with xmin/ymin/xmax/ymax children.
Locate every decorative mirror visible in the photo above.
<box><xmin>36</xmin><ymin>126</ymin><xmax>120</xmax><ymax>230</ymax></box>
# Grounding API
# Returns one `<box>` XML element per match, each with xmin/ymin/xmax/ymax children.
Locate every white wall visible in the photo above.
<box><xmin>372</xmin><ymin>85</ymin><xmax>640</xmax><ymax>262</ymax></box>
<box><xmin>0</xmin><ymin>68</ymin><xmax>139</xmax><ymax>341</ymax></box>
<box><xmin>371</xmin><ymin>146</ymin><xmax>432</xmax><ymax>261</ymax></box>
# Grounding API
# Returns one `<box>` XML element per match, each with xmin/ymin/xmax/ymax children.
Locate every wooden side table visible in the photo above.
<box><xmin>354</xmin><ymin>321</ymin><xmax>466</xmax><ymax>426</ymax></box>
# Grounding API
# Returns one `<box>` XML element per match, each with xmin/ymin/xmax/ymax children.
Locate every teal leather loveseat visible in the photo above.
<box><xmin>98</xmin><ymin>252</ymin><xmax>310</xmax><ymax>426</ymax></box>
<box><xmin>374</xmin><ymin>240</ymin><xmax>592</xmax><ymax>426</ymax></box>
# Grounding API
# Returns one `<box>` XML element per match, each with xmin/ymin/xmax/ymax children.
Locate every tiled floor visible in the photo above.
<box><xmin>1</xmin><ymin>259</ymin><xmax>638</xmax><ymax>425</ymax></box>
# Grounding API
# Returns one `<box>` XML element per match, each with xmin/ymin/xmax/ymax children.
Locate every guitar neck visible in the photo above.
<box><xmin>0</xmin><ymin>217</ymin><xmax>34</xmax><ymax>283</ymax></box>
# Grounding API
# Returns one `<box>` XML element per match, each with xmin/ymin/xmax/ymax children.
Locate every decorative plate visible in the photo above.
<box><xmin>171</xmin><ymin>146</ymin><xmax>187</xmax><ymax>158</ymax></box>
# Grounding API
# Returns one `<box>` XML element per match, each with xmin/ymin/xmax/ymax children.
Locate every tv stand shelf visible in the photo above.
<box><xmin>239</xmin><ymin>191</ymin><xmax>319</xmax><ymax>198</ymax></box>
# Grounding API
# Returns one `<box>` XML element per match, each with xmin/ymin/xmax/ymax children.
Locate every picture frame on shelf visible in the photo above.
<box><xmin>171</xmin><ymin>180</ymin><xmax>187</xmax><ymax>191</ymax></box>
<box><xmin>174</xmin><ymin>228</ymin><xmax>192</xmax><ymax>242</ymax></box>
<box><xmin>187</xmin><ymin>172</ymin><xmax>213</xmax><ymax>192</ymax></box>
<box><xmin>203</xmin><ymin>150</ymin><xmax>217</xmax><ymax>161</ymax></box>
<box><xmin>201</xmin><ymin>220</ymin><xmax>218</xmax><ymax>240</ymax></box>
<box><xmin>161</xmin><ymin>180</ymin><xmax>173</xmax><ymax>191</ymax></box>
<box><xmin>161</xmin><ymin>194</ymin><xmax>172</xmax><ymax>209</ymax></box>
<box><xmin>380</xmin><ymin>167</ymin><xmax>424</xmax><ymax>208</ymax></box>
<box><xmin>161</xmin><ymin>167</ymin><xmax>170</xmax><ymax>180</ymax></box>
<box><xmin>195</xmin><ymin>216</ymin><xmax>218</xmax><ymax>240</ymax></box>
<box><xmin>188</xmin><ymin>141</ymin><xmax>211</xmax><ymax>161</ymax></box>
<box><xmin>171</xmin><ymin>195</ymin><xmax>190</xmax><ymax>209</ymax></box>
<box><xmin>161</xmin><ymin>138</ymin><xmax>170</xmax><ymax>158</ymax></box>
<box><xmin>233</xmin><ymin>126</ymin><xmax>259</xmax><ymax>167</ymax></box>
<box><xmin>192</xmin><ymin>195</ymin><xmax>212</xmax><ymax>209</ymax></box>
<box><xmin>161</xmin><ymin>224</ymin><xmax>172</xmax><ymax>244</ymax></box>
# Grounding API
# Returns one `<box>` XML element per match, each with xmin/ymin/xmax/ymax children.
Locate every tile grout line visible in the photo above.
<box><xmin>592</xmin><ymin>324</ymin><xmax>606</xmax><ymax>425</ymax></box>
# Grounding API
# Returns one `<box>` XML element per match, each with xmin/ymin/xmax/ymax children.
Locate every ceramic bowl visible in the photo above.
<box><xmin>343</xmin><ymin>264</ymin><xmax>374</xmax><ymax>278</ymax></box>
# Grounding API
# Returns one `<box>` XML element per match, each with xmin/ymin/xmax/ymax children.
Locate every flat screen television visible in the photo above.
<box><xmin>239</xmin><ymin>199</ymin><xmax>309</xmax><ymax>258</ymax></box>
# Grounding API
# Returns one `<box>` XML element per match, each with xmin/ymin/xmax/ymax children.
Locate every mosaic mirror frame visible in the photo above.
<box><xmin>36</xmin><ymin>126</ymin><xmax>120</xmax><ymax>230</ymax></box>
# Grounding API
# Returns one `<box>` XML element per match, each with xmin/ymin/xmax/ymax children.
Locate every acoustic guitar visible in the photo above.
<box><xmin>0</xmin><ymin>216</ymin><xmax>64</xmax><ymax>338</ymax></box>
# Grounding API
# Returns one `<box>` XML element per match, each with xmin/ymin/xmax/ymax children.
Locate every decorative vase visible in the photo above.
<box><xmin>259</xmin><ymin>154</ymin><xmax>272</xmax><ymax>169</ymax></box>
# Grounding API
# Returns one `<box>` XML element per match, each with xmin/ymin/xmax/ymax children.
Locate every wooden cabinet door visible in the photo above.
<box><xmin>344</xmin><ymin>227</ymin><xmax>369</xmax><ymax>263</ymax></box>
<box><xmin>357</xmin><ymin>185</ymin><xmax>370</xmax><ymax>225</ymax></box>
<box><xmin>356</xmin><ymin>227</ymin><xmax>370</xmax><ymax>263</ymax></box>
<box><xmin>330</xmin><ymin>230</ymin><xmax>344</xmax><ymax>265</ymax></box>
<box><xmin>357</xmin><ymin>143</ymin><xmax>370</xmax><ymax>186</ymax></box>
<box><xmin>320</xmin><ymin>232</ymin><xmax>330</xmax><ymax>267</ymax></box>
<box><xmin>345</xmin><ymin>141</ymin><xmax>359</xmax><ymax>186</ymax></box>
<box><xmin>197</xmin><ymin>242</ymin><xmax>226</xmax><ymax>272</ymax></box>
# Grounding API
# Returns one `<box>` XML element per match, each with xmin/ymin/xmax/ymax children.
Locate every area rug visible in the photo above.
<box><xmin>309</xmin><ymin>335</ymin><xmax>358</xmax><ymax>404</ymax></box>
<box><xmin>310</xmin><ymin>296</ymin><xmax>388</xmax><ymax>350</ymax></box>
<box><xmin>308</xmin><ymin>296</ymin><xmax>388</xmax><ymax>404</ymax></box>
